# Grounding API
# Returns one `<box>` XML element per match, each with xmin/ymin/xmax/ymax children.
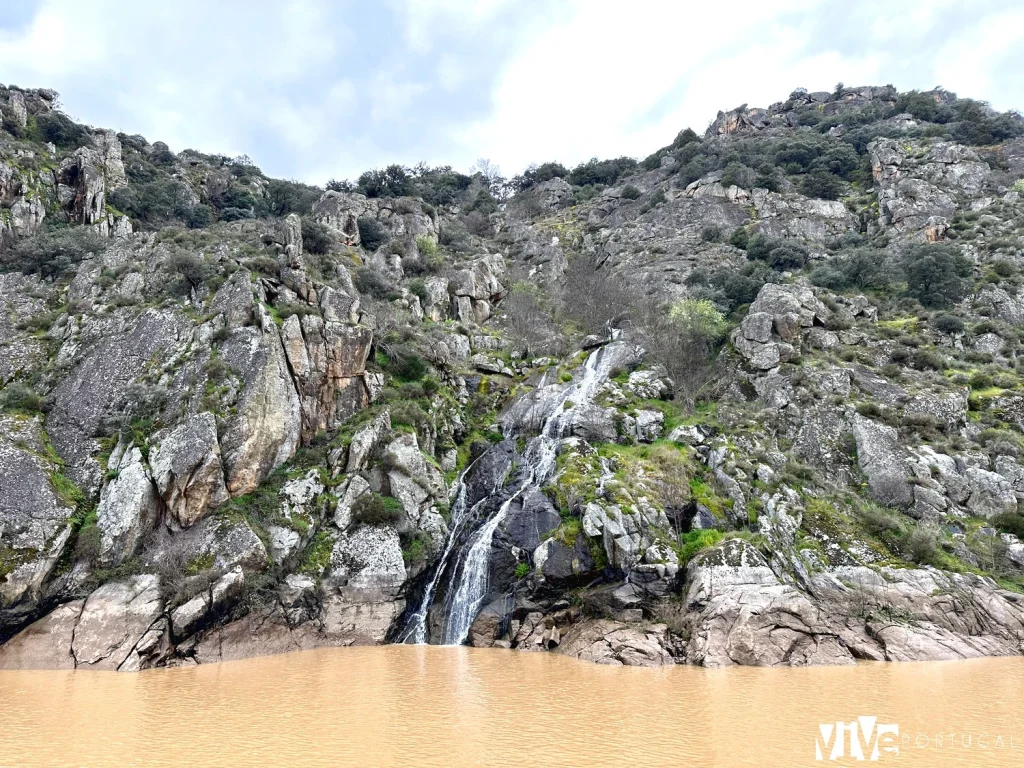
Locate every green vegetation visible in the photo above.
<box><xmin>677</xmin><ymin>529</ymin><xmax>723</xmax><ymax>564</ymax></box>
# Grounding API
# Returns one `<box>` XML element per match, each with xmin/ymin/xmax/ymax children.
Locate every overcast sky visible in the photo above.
<box><xmin>1</xmin><ymin>0</ymin><xmax>1022</xmax><ymax>184</ymax></box>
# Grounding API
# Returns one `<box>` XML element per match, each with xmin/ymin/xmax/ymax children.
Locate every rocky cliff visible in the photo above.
<box><xmin>1</xmin><ymin>83</ymin><xmax>1024</xmax><ymax>671</ymax></box>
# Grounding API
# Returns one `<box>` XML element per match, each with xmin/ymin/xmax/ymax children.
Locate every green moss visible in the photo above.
<box><xmin>301</xmin><ymin>531</ymin><xmax>334</xmax><ymax>575</ymax></box>
<box><xmin>49</xmin><ymin>471</ymin><xmax>85</xmax><ymax>509</ymax></box>
<box><xmin>186</xmin><ymin>552</ymin><xmax>216</xmax><ymax>575</ymax></box>
<box><xmin>553</xmin><ymin>517</ymin><xmax>583</xmax><ymax>546</ymax></box>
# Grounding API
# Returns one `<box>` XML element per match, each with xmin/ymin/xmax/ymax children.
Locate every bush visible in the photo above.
<box><xmin>800</xmin><ymin>171</ymin><xmax>843</xmax><ymax>200</ymax></box>
<box><xmin>729</xmin><ymin>227</ymin><xmax>750</xmax><ymax>250</ymax></box>
<box><xmin>765</xmin><ymin>243</ymin><xmax>808</xmax><ymax>271</ymax></box>
<box><xmin>620</xmin><ymin>184</ymin><xmax>641</xmax><ymax>200</ymax></box>
<box><xmin>219</xmin><ymin>207</ymin><xmax>253</xmax><ymax>222</ymax></box>
<box><xmin>933</xmin><ymin>314</ymin><xmax>965</xmax><ymax>335</ymax></box>
<box><xmin>301</xmin><ymin>217</ymin><xmax>334</xmax><ymax>255</ymax></box>
<box><xmin>911</xmin><ymin>349</ymin><xmax>947</xmax><ymax>371</ymax></box>
<box><xmin>354</xmin><ymin>267</ymin><xmax>393</xmax><ymax>299</ymax></box>
<box><xmin>969</xmin><ymin>371</ymin><xmax>994</xmax><ymax>390</ymax></box>
<box><xmin>357</xmin><ymin>217</ymin><xmax>389</xmax><ymax>250</ymax></box>
<box><xmin>993</xmin><ymin>511</ymin><xmax>1024</xmax><ymax>539</ymax></box>
<box><xmin>700</xmin><ymin>225</ymin><xmax>721</xmax><ymax>243</ymax></box>
<box><xmin>720</xmin><ymin>162</ymin><xmax>753</xmax><ymax>188</ymax></box>
<box><xmin>811</xmin><ymin>248</ymin><xmax>894</xmax><ymax>293</ymax></box>
<box><xmin>904</xmin><ymin>524</ymin><xmax>942</xmax><ymax>565</ymax></box>
<box><xmin>109</xmin><ymin>179</ymin><xmax>198</xmax><ymax>224</ymax></box>
<box><xmin>5</xmin><ymin>226</ymin><xmax>106</xmax><ymax>278</ymax></box>
<box><xmin>569</xmin><ymin>156</ymin><xmax>637</xmax><ymax>187</ymax></box>
<box><xmin>351</xmin><ymin>493</ymin><xmax>403</xmax><ymax>527</ymax></box>
<box><xmin>407</xmin><ymin>279</ymin><xmax>429</xmax><ymax>304</ymax></box>
<box><xmin>33</xmin><ymin>112</ymin><xmax>91</xmax><ymax>148</ymax></box>
<box><xmin>902</xmin><ymin>244</ymin><xmax>972</xmax><ymax>308</ymax></box>
<box><xmin>166</xmin><ymin>250</ymin><xmax>215</xmax><ymax>293</ymax></box>
<box><xmin>745</xmin><ymin>234</ymin><xmax>777</xmax><ymax>262</ymax></box>
<box><xmin>267</xmin><ymin>179</ymin><xmax>322</xmax><ymax>216</ymax></box>
<box><xmin>0</xmin><ymin>381</ymin><xmax>45</xmax><ymax>413</ymax></box>
<box><xmin>386</xmin><ymin>348</ymin><xmax>427</xmax><ymax>381</ymax></box>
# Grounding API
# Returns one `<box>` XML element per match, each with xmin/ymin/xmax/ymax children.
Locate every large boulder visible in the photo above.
<box><xmin>558</xmin><ymin>619</ymin><xmax>674</xmax><ymax>667</ymax></box>
<box><xmin>148</xmin><ymin>412</ymin><xmax>230</xmax><ymax>529</ymax></box>
<box><xmin>218</xmin><ymin>305</ymin><xmax>302</xmax><ymax>496</ymax></box>
<box><xmin>96</xmin><ymin>444</ymin><xmax>160</xmax><ymax>565</ymax></box>
<box><xmin>851</xmin><ymin>415</ymin><xmax>913</xmax><ymax>506</ymax></box>
<box><xmin>681</xmin><ymin>539</ymin><xmax>854</xmax><ymax>667</ymax></box>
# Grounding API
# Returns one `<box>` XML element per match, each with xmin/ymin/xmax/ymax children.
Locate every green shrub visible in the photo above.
<box><xmin>0</xmin><ymin>381</ymin><xmax>45</xmax><ymax>413</ymax></box>
<box><xmin>969</xmin><ymin>371</ymin><xmax>994</xmax><ymax>390</ymax></box>
<box><xmin>267</xmin><ymin>179</ymin><xmax>322</xmax><ymax>217</ymax></box>
<box><xmin>911</xmin><ymin>348</ymin><xmax>946</xmax><ymax>371</ymax></box>
<box><xmin>357</xmin><ymin>165</ymin><xmax>414</xmax><ymax>198</ymax></box>
<box><xmin>354</xmin><ymin>267</ymin><xmax>393</xmax><ymax>298</ymax></box>
<box><xmin>301</xmin><ymin>217</ymin><xmax>334</xmax><ymax>255</ymax></box>
<box><xmin>993</xmin><ymin>511</ymin><xmax>1024</xmax><ymax>539</ymax></box>
<box><xmin>902</xmin><ymin>244</ymin><xmax>972</xmax><ymax>309</ymax></box>
<box><xmin>356</xmin><ymin>217</ymin><xmax>389</xmax><ymax>250</ymax></box>
<box><xmin>5</xmin><ymin>227</ymin><xmax>106</xmax><ymax>278</ymax></box>
<box><xmin>903</xmin><ymin>524</ymin><xmax>942</xmax><ymax>565</ymax></box>
<box><xmin>729</xmin><ymin>227</ymin><xmax>750</xmax><ymax>250</ymax></box>
<box><xmin>933</xmin><ymin>314</ymin><xmax>965</xmax><ymax>335</ymax></box>
<box><xmin>800</xmin><ymin>171</ymin><xmax>843</xmax><ymax>200</ymax></box>
<box><xmin>166</xmin><ymin>250</ymin><xmax>215</xmax><ymax>293</ymax></box>
<box><xmin>620</xmin><ymin>184</ymin><xmax>641</xmax><ymax>200</ymax></box>
<box><xmin>34</xmin><ymin>112</ymin><xmax>91</xmax><ymax>148</ymax></box>
<box><xmin>678</xmin><ymin>529</ymin><xmax>722</xmax><ymax>564</ymax></box>
<box><xmin>514</xmin><ymin>562</ymin><xmax>531</xmax><ymax>579</ymax></box>
<box><xmin>765</xmin><ymin>243</ymin><xmax>808</xmax><ymax>270</ymax></box>
<box><xmin>700</xmin><ymin>225</ymin><xmax>721</xmax><ymax>243</ymax></box>
<box><xmin>351</xmin><ymin>493</ymin><xmax>403</xmax><ymax>527</ymax></box>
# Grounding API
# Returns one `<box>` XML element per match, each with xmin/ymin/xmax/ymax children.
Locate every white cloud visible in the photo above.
<box><xmin>0</xmin><ymin>0</ymin><xmax>1020</xmax><ymax>184</ymax></box>
<box><xmin>453</xmin><ymin>0</ymin><xmax>1022</xmax><ymax>174</ymax></box>
<box><xmin>392</xmin><ymin>0</ymin><xmax>516</xmax><ymax>53</ymax></box>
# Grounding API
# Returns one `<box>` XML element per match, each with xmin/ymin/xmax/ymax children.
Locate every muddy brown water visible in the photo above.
<box><xmin>1</xmin><ymin>646</ymin><xmax>1023</xmax><ymax>767</ymax></box>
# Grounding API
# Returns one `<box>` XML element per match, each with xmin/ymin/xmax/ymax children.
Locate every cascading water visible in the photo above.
<box><xmin>404</xmin><ymin>337</ymin><xmax>625</xmax><ymax>646</ymax></box>
<box><xmin>400</xmin><ymin>455</ymin><xmax>499</xmax><ymax>644</ymax></box>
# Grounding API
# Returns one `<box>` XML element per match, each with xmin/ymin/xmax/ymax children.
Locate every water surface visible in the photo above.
<box><xmin>2</xmin><ymin>647</ymin><xmax>1023</xmax><ymax>767</ymax></box>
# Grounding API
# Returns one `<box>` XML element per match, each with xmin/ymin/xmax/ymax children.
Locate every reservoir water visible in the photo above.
<box><xmin>1</xmin><ymin>647</ymin><xmax>1023</xmax><ymax>767</ymax></box>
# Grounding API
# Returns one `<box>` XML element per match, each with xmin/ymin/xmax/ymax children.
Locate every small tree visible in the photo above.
<box><xmin>902</xmin><ymin>244</ymin><xmax>972</xmax><ymax>308</ymax></box>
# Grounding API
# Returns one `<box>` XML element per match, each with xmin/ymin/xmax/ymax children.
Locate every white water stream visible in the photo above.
<box><xmin>407</xmin><ymin>338</ymin><xmax>624</xmax><ymax>645</ymax></box>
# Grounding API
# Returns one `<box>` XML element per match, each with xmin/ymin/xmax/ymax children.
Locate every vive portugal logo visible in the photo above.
<box><xmin>816</xmin><ymin>716</ymin><xmax>900</xmax><ymax>761</ymax></box>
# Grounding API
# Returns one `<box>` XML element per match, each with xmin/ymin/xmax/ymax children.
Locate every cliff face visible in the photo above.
<box><xmin>1</xmin><ymin>83</ymin><xmax>1024</xmax><ymax>671</ymax></box>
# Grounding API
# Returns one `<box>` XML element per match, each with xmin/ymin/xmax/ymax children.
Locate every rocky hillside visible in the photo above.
<box><xmin>2</xmin><ymin>82</ymin><xmax>1024</xmax><ymax>671</ymax></box>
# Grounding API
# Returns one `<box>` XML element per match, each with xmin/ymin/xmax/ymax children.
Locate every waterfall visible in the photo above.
<box><xmin>405</xmin><ymin>337</ymin><xmax>624</xmax><ymax>646</ymax></box>
<box><xmin>440</xmin><ymin>438</ymin><xmax>558</xmax><ymax>645</ymax></box>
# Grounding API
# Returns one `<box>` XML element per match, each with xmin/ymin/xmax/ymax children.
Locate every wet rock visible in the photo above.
<box><xmin>533</xmin><ymin>535</ymin><xmax>595</xmax><ymax>584</ymax></box>
<box><xmin>558</xmin><ymin>619</ymin><xmax>673</xmax><ymax>667</ymax></box>
<box><xmin>504</xmin><ymin>487</ymin><xmax>561</xmax><ymax>551</ymax></box>
<box><xmin>170</xmin><ymin>567</ymin><xmax>244</xmax><ymax>639</ymax></box>
<box><xmin>71</xmin><ymin>575</ymin><xmax>164</xmax><ymax>671</ymax></box>
<box><xmin>0</xmin><ymin>599</ymin><xmax>83</xmax><ymax>670</ymax></box>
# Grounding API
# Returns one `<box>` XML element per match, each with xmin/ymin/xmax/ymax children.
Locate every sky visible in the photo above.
<box><xmin>1</xmin><ymin>0</ymin><xmax>1022</xmax><ymax>185</ymax></box>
